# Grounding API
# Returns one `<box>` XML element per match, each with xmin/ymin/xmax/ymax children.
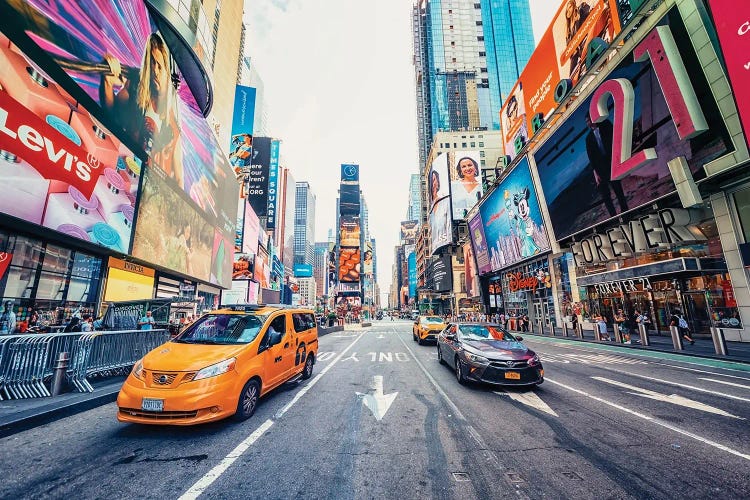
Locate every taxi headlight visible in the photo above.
<box><xmin>528</xmin><ymin>354</ymin><xmax>541</xmax><ymax>367</ymax></box>
<box><xmin>132</xmin><ymin>360</ymin><xmax>144</xmax><ymax>380</ymax></box>
<box><xmin>194</xmin><ymin>358</ymin><xmax>236</xmax><ymax>381</ymax></box>
<box><xmin>465</xmin><ymin>353</ymin><xmax>490</xmax><ymax>365</ymax></box>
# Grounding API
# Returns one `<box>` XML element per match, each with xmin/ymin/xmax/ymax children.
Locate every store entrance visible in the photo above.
<box><xmin>683</xmin><ymin>291</ymin><xmax>711</xmax><ymax>334</ymax></box>
<box><xmin>532</xmin><ymin>298</ymin><xmax>551</xmax><ymax>327</ymax></box>
<box><xmin>652</xmin><ymin>290</ymin><xmax>680</xmax><ymax>334</ymax></box>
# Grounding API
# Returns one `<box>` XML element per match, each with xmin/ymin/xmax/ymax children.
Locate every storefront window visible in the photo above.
<box><xmin>734</xmin><ymin>188</ymin><xmax>750</xmax><ymax>242</ymax></box>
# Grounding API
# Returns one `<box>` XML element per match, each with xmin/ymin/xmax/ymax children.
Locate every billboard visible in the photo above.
<box><xmin>708</xmin><ymin>0</ymin><xmax>750</xmax><ymax>144</ymax></box>
<box><xmin>363</xmin><ymin>241</ymin><xmax>373</xmax><ymax>275</ymax></box>
<box><xmin>500</xmin><ymin>0</ymin><xmax>625</xmax><ymax>158</ymax></box>
<box><xmin>339</xmin><ymin>184</ymin><xmax>360</xmax><ymax>216</ymax></box>
<box><xmin>339</xmin><ymin>247</ymin><xmax>361</xmax><ymax>282</ymax></box>
<box><xmin>341</xmin><ymin>164</ymin><xmax>359</xmax><ymax>182</ymax></box>
<box><xmin>449</xmin><ymin>151</ymin><xmax>483</xmax><ymax>219</ymax></box>
<box><xmin>430</xmin><ymin>197</ymin><xmax>452</xmax><ymax>255</ymax></box>
<box><xmin>400</xmin><ymin>220</ymin><xmax>418</xmax><ymax>245</ymax></box>
<box><xmin>408</xmin><ymin>251</ymin><xmax>417</xmax><ymax>299</ymax></box>
<box><xmin>468</xmin><ymin>214</ymin><xmax>492</xmax><ymax>275</ymax></box>
<box><xmin>339</xmin><ymin>216</ymin><xmax>361</xmax><ymax>247</ymax></box>
<box><xmin>479</xmin><ymin>158</ymin><xmax>550</xmax><ymax>271</ymax></box>
<box><xmin>428</xmin><ymin>153</ymin><xmax>450</xmax><ymax>208</ymax></box>
<box><xmin>245</xmin><ymin>136</ymin><xmax>271</xmax><ymax>217</ymax></box>
<box><xmin>267</xmin><ymin>139</ymin><xmax>280</xmax><ymax>229</ymax></box>
<box><xmin>0</xmin><ymin>42</ymin><xmax>142</xmax><ymax>253</ymax></box>
<box><xmin>229</xmin><ymin>85</ymin><xmax>256</xmax><ymax>168</ymax></box>
<box><xmin>534</xmin><ymin>9</ymin><xmax>733</xmax><ymax>240</ymax></box>
<box><xmin>254</xmin><ymin>246</ymin><xmax>270</xmax><ymax>288</ymax></box>
<box><xmin>429</xmin><ymin>255</ymin><xmax>452</xmax><ymax>293</ymax></box>
<box><xmin>294</xmin><ymin>264</ymin><xmax>313</xmax><ymax>278</ymax></box>
<box><xmin>243</xmin><ymin>202</ymin><xmax>260</xmax><ymax>255</ymax></box>
<box><xmin>464</xmin><ymin>243</ymin><xmax>478</xmax><ymax>297</ymax></box>
<box><xmin>233</xmin><ymin>253</ymin><xmax>254</xmax><ymax>280</ymax></box>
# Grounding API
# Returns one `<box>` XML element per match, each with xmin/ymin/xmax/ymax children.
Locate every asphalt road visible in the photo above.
<box><xmin>1</xmin><ymin>320</ymin><xmax>748</xmax><ymax>499</ymax></box>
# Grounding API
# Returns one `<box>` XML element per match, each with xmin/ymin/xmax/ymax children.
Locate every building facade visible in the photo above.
<box><xmin>294</xmin><ymin>182</ymin><xmax>316</xmax><ymax>266</ymax></box>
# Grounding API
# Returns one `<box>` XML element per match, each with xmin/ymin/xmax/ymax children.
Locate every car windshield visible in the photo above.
<box><xmin>459</xmin><ymin>324</ymin><xmax>516</xmax><ymax>341</ymax></box>
<box><xmin>423</xmin><ymin>317</ymin><xmax>443</xmax><ymax>323</ymax></box>
<box><xmin>174</xmin><ymin>314</ymin><xmax>266</xmax><ymax>345</ymax></box>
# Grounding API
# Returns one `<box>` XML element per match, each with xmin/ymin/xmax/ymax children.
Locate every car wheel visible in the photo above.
<box><xmin>455</xmin><ymin>358</ymin><xmax>467</xmax><ymax>385</ymax></box>
<box><xmin>233</xmin><ymin>379</ymin><xmax>260</xmax><ymax>421</ymax></box>
<box><xmin>437</xmin><ymin>346</ymin><xmax>445</xmax><ymax>365</ymax></box>
<box><xmin>302</xmin><ymin>354</ymin><xmax>314</xmax><ymax>380</ymax></box>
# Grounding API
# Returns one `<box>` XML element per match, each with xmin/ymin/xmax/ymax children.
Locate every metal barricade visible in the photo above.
<box><xmin>0</xmin><ymin>329</ymin><xmax>168</xmax><ymax>398</ymax></box>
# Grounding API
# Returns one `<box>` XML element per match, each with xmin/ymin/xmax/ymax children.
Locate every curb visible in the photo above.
<box><xmin>519</xmin><ymin>331</ymin><xmax>750</xmax><ymax>365</ymax></box>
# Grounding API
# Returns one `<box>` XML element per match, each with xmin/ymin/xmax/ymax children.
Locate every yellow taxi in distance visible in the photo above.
<box><xmin>413</xmin><ymin>315</ymin><xmax>446</xmax><ymax>345</ymax></box>
<box><xmin>117</xmin><ymin>304</ymin><xmax>318</xmax><ymax>425</ymax></box>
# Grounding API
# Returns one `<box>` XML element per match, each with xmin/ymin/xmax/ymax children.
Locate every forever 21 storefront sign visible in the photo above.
<box><xmin>570</xmin><ymin>208</ymin><xmax>706</xmax><ymax>266</ymax></box>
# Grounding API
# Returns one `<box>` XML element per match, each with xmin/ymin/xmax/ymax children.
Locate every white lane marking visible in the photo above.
<box><xmin>596</xmin><ymin>367</ymin><xmax>750</xmax><ymax>403</ymax></box>
<box><xmin>660</xmin><ymin>365</ymin><xmax>750</xmax><ymax>382</ymax></box>
<box><xmin>495</xmin><ymin>390</ymin><xmax>558</xmax><ymax>417</ymax></box>
<box><xmin>699</xmin><ymin>378</ymin><xmax>750</xmax><ymax>390</ymax></box>
<box><xmin>356</xmin><ymin>375</ymin><xmax>398</xmax><ymax>421</ymax></box>
<box><xmin>592</xmin><ymin>376</ymin><xmax>744</xmax><ymax>420</ymax></box>
<box><xmin>179</xmin><ymin>331</ymin><xmax>367</xmax><ymax>499</ymax></box>
<box><xmin>546</xmin><ymin>378</ymin><xmax>750</xmax><ymax>462</ymax></box>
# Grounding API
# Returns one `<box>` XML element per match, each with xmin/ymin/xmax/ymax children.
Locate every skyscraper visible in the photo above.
<box><xmin>407</xmin><ymin>174</ymin><xmax>422</xmax><ymax>221</ymax></box>
<box><xmin>412</xmin><ymin>0</ymin><xmax>534</xmax><ymax>162</ymax></box>
<box><xmin>294</xmin><ymin>182</ymin><xmax>316</xmax><ymax>266</ymax></box>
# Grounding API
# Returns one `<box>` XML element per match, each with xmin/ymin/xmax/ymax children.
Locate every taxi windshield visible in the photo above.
<box><xmin>423</xmin><ymin>317</ymin><xmax>443</xmax><ymax>323</ymax></box>
<box><xmin>174</xmin><ymin>314</ymin><xmax>266</xmax><ymax>345</ymax></box>
<box><xmin>460</xmin><ymin>324</ymin><xmax>515</xmax><ymax>341</ymax></box>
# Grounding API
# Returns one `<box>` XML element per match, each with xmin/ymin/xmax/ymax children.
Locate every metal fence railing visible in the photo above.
<box><xmin>0</xmin><ymin>330</ymin><xmax>169</xmax><ymax>399</ymax></box>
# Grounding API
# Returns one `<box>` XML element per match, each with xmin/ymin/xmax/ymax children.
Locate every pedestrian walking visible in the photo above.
<box><xmin>670</xmin><ymin>310</ymin><xmax>694</xmax><ymax>345</ymax></box>
<box><xmin>596</xmin><ymin>315</ymin><xmax>611</xmax><ymax>341</ymax></box>
<box><xmin>570</xmin><ymin>313</ymin><xmax>579</xmax><ymax>333</ymax></box>
<box><xmin>522</xmin><ymin>314</ymin><xmax>530</xmax><ymax>332</ymax></box>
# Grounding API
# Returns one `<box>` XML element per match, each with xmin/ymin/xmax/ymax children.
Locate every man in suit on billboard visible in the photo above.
<box><xmin>585</xmin><ymin>113</ymin><xmax>629</xmax><ymax>216</ymax></box>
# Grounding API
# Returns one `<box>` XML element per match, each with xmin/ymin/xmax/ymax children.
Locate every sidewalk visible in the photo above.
<box><xmin>0</xmin><ymin>377</ymin><xmax>124</xmax><ymax>438</ymax></box>
<box><xmin>515</xmin><ymin>327</ymin><xmax>750</xmax><ymax>364</ymax></box>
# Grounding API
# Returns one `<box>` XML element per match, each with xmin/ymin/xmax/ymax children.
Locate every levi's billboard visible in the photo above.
<box><xmin>501</xmin><ymin>0</ymin><xmax>626</xmax><ymax>158</ymax></box>
<box><xmin>534</xmin><ymin>6</ymin><xmax>734</xmax><ymax>241</ymax></box>
<box><xmin>0</xmin><ymin>41</ymin><xmax>142</xmax><ymax>254</ymax></box>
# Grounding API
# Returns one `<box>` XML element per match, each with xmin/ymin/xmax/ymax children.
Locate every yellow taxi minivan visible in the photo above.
<box><xmin>117</xmin><ymin>304</ymin><xmax>318</xmax><ymax>425</ymax></box>
<box><xmin>413</xmin><ymin>315</ymin><xmax>447</xmax><ymax>345</ymax></box>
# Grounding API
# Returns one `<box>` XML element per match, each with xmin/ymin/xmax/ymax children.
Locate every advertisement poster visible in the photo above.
<box><xmin>339</xmin><ymin>247</ymin><xmax>361</xmax><ymax>282</ymax></box>
<box><xmin>400</xmin><ymin>220</ymin><xmax>418</xmax><ymax>245</ymax></box>
<box><xmin>243</xmin><ymin>202</ymin><xmax>260</xmax><ymax>255</ymax></box>
<box><xmin>708</xmin><ymin>0</ymin><xmax>750</xmax><ymax>143</ymax></box>
<box><xmin>478</xmin><ymin>158</ymin><xmax>550</xmax><ymax>271</ymax></box>
<box><xmin>430</xmin><ymin>255</ymin><xmax>452</xmax><ymax>293</ymax></box>
<box><xmin>408</xmin><ymin>251</ymin><xmax>417</xmax><ymax>299</ymax></box>
<box><xmin>233</xmin><ymin>253</ymin><xmax>254</xmax><ymax>280</ymax></box>
<box><xmin>449</xmin><ymin>151</ymin><xmax>483</xmax><ymax>220</ymax></box>
<box><xmin>221</xmin><ymin>281</ymin><xmax>248</xmax><ymax>305</ymax></box>
<box><xmin>245</xmin><ymin>137</ymin><xmax>271</xmax><ymax>217</ymax></box>
<box><xmin>340</xmin><ymin>216</ymin><xmax>361</xmax><ymax>247</ymax></box>
<box><xmin>235</xmin><ymin>201</ymin><xmax>244</xmax><ymax>253</ymax></box>
<box><xmin>464</xmin><ymin>243</ymin><xmax>477</xmax><ymax>297</ymax></box>
<box><xmin>341</xmin><ymin>164</ymin><xmax>360</xmax><ymax>182</ymax></box>
<box><xmin>229</xmin><ymin>85</ymin><xmax>256</xmax><ymax>168</ymax></box>
<box><xmin>501</xmin><ymin>0</ymin><xmax>625</xmax><ymax>158</ymax></box>
<box><xmin>266</xmin><ymin>139</ymin><xmax>280</xmax><ymax>229</ymax></box>
<box><xmin>430</xmin><ymin>197</ymin><xmax>452</xmax><ymax>255</ymax></box>
<box><xmin>254</xmin><ymin>247</ymin><xmax>270</xmax><ymax>289</ymax></box>
<box><xmin>0</xmin><ymin>43</ymin><xmax>142</xmax><ymax>253</ymax></box>
<box><xmin>363</xmin><ymin>241</ymin><xmax>374</xmax><ymax>275</ymax></box>
<box><xmin>247</xmin><ymin>280</ymin><xmax>259</xmax><ymax>305</ymax></box>
<box><xmin>428</xmin><ymin>153</ymin><xmax>450</xmax><ymax>208</ymax></box>
<box><xmin>534</xmin><ymin>10</ymin><xmax>733</xmax><ymax>240</ymax></box>
<box><xmin>468</xmin><ymin>214</ymin><xmax>492</xmax><ymax>275</ymax></box>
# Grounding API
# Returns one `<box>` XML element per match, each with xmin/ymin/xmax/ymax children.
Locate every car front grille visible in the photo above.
<box><xmin>489</xmin><ymin>360</ymin><xmax>528</xmax><ymax>369</ymax></box>
<box><xmin>146</xmin><ymin>371</ymin><xmax>197</xmax><ymax>387</ymax></box>
<box><xmin>119</xmin><ymin>408</ymin><xmax>198</xmax><ymax>420</ymax></box>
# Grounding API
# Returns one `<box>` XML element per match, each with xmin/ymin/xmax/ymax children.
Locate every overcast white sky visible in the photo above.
<box><xmin>245</xmin><ymin>0</ymin><xmax>559</xmax><ymax>302</ymax></box>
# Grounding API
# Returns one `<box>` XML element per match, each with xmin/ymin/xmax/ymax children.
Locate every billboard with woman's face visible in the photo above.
<box><xmin>449</xmin><ymin>151</ymin><xmax>483</xmax><ymax>220</ymax></box>
<box><xmin>4</xmin><ymin>0</ymin><xmax>237</xmax><ymax>287</ymax></box>
<box><xmin>427</xmin><ymin>153</ymin><xmax>450</xmax><ymax>209</ymax></box>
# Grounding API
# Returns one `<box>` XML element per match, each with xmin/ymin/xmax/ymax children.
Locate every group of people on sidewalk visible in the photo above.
<box><xmin>594</xmin><ymin>309</ymin><xmax>694</xmax><ymax>345</ymax></box>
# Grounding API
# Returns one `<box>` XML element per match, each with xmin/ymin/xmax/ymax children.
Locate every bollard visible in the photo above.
<box><xmin>669</xmin><ymin>325</ymin><xmax>684</xmax><ymax>351</ymax></box>
<box><xmin>638</xmin><ymin>323</ymin><xmax>650</xmax><ymax>346</ymax></box>
<box><xmin>51</xmin><ymin>352</ymin><xmax>69</xmax><ymax>397</ymax></box>
<box><xmin>576</xmin><ymin>324</ymin><xmax>584</xmax><ymax>339</ymax></box>
<box><xmin>562</xmin><ymin>323</ymin><xmax>569</xmax><ymax>337</ymax></box>
<box><xmin>537</xmin><ymin>320</ymin><xmax>543</xmax><ymax>335</ymax></box>
<box><xmin>710</xmin><ymin>327</ymin><xmax>728</xmax><ymax>356</ymax></box>
<box><xmin>548</xmin><ymin>322</ymin><xmax>555</xmax><ymax>336</ymax></box>
<box><xmin>613</xmin><ymin>324</ymin><xmax>623</xmax><ymax>343</ymax></box>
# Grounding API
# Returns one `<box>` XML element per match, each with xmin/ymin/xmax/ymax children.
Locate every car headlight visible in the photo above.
<box><xmin>194</xmin><ymin>358</ymin><xmax>236</xmax><ymax>381</ymax></box>
<box><xmin>132</xmin><ymin>360</ymin><xmax>144</xmax><ymax>380</ymax></box>
<box><xmin>465</xmin><ymin>353</ymin><xmax>490</xmax><ymax>365</ymax></box>
<box><xmin>528</xmin><ymin>354</ymin><xmax>540</xmax><ymax>367</ymax></box>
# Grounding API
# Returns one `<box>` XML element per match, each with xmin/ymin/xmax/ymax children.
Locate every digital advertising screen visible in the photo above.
<box><xmin>428</xmin><ymin>153</ymin><xmax>450</xmax><ymax>209</ymax></box>
<box><xmin>534</xmin><ymin>8</ymin><xmax>733</xmax><ymax>240</ymax></box>
<box><xmin>0</xmin><ymin>39</ymin><xmax>142</xmax><ymax>254</ymax></box>
<box><xmin>242</xmin><ymin>202</ymin><xmax>260</xmax><ymax>256</ymax></box>
<box><xmin>449</xmin><ymin>151</ymin><xmax>483</xmax><ymax>220</ymax></box>
<box><xmin>339</xmin><ymin>216</ymin><xmax>361</xmax><ymax>247</ymax></box>
<box><xmin>339</xmin><ymin>184</ymin><xmax>360</xmax><ymax>216</ymax></box>
<box><xmin>478</xmin><ymin>158</ymin><xmax>550</xmax><ymax>271</ymax></box>
<box><xmin>245</xmin><ymin>137</ymin><xmax>271</xmax><ymax>217</ymax></box>
<box><xmin>233</xmin><ymin>253</ymin><xmax>254</xmax><ymax>280</ymax></box>
<box><xmin>400</xmin><ymin>220</ymin><xmax>418</xmax><ymax>245</ymax></box>
<box><xmin>429</xmin><ymin>197</ymin><xmax>452</xmax><ymax>255</ymax></box>
<box><xmin>338</xmin><ymin>247</ymin><xmax>361</xmax><ymax>283</ymax></box>
<box><xmin>341</xmin><ymin>164</ymin><xmax>359</xmax><ymax>182</ymax></box>
<box><xmin>229</xmin><ymin>84</ymin><xmax>256</xmax><ymax>168</ymax></box>
<box><xmin>468</xmin><ymin>214</ymin><xmax>492</xmax><ymax>275</ymax></box>
<box><xmin>363</xmin><ymin>241</ymin><xmax>373</xmax><ymax>275</ymax></box>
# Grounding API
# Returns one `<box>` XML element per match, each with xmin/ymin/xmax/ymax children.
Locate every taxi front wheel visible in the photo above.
<box><xmin>302</xmin><ymin>354</ymin><xmax>314</xmax><ymax>380</ymax></box>
<box><xmin>233</xmin><ymin>379</ymin><xmax>260</xmax><ymax>421</ymax></box>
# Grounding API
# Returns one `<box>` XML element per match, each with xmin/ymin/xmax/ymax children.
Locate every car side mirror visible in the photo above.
<box><xmin>445</xmin><ymin>333</ymin><xmax>456</xmax><ymax>341</ymax></box>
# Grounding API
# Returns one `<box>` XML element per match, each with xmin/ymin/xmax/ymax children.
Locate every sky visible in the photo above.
<box><xmin>245</xmin><ymin>0</ymin><xmax>559</xmax><ymax>304</ymax></box>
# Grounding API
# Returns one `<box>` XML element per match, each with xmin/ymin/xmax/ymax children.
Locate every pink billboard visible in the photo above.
<box><xmin>708</xmin><ymin>0</ymin><xmax>750</xmax><ymax>144</ymax></box>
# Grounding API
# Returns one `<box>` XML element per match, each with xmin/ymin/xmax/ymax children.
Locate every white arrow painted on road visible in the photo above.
<box><xmin>356</xmin><ymin>375</ymin><xmax>398</xmax><ymax>421</ymax></box>
<box><xmin>377</xmin><ymin>334</ymin><xmax>385</xmax><ymax>339</ymax></box>
<box><xmin>592</xmin><ymin>376</ymin><xmax>745</xmax><ymax>420</ymax></box>
<box><xmin>495</xmin><ymin>390</ymin><xmax>558</xmax><ymax>417</ymax></box>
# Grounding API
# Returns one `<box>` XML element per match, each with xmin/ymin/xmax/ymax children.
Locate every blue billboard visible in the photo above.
<box><xmin>408</xmin><ymin>251</ymin><xmax>417</xmax><ymax>299</ymax></box>
<box><xmin>229</xmin><ymin>85</ymin><xmax>256</xmax><ymax>169</ymax></box>
<box><xmin>294</xmin><ymin>264</ymin><xmax>313</xmax><ymax>278</ymax></box>
<box><xmin>341</xmin><ymin>164</ymin><xmax>359</xmax><ymax>182</ymax></box>
<box><xmin>267</xmin><ymin>140</ymin><xmax>281</xmax><ymax>229</ymax></box>
<box><xmin>478</xmin><ymin>158</ymin><xmax>550</xmax><ymax>272</ymax></box>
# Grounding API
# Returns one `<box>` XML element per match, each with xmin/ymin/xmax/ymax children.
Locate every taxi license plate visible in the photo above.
<box><xmin>142</xmin><ymin>398</ymin><xmax>164</xmax><ymax>412</ymax></box>
<box><xmin>504</xmin><ymin>372</ymin><xmax>521</xmax><ymax>380</ymax></box>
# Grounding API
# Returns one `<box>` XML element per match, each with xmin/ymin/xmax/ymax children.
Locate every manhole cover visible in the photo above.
<box><xmin>561</xmin><ymin>471</ymin><xmax>583</xmax><ymax>481</ymax></box>
<box><xmin>506</xmin><ymin>472</ymin><xmax>524</xmax><ymax>483</ymax></box>
<box><xmin>452</xmin><ymin>472</ymin><xmax>470</xmax><ymax>482</ymax></box>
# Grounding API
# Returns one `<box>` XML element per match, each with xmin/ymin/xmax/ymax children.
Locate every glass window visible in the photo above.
<box><xmin>734</xmin><ymin>189</ymin><xmax>750</xmax><ymax>242</ymax></box>
<box><xmin>42</xmin><ymin>245</ymin><xmax>72</xmax><ymax>273</ymax></box>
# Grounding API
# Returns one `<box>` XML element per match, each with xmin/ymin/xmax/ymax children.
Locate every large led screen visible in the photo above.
<box><xmin>339</xmin><ymin>216</ymin><xmax>361</xmax><ymax>247</ymax></box>
<box><xmin>400</xmin><ymin>220</ymin><xmax>418</xmax><ymax>245</ymax></box>
<box><xmin>339</xmin><ymin>247</ymin><xmax>360</xmax><ymax>283</ymax></box>
<box><xmin>0</xmin><ymin>40</ymin><xmax>142</xmax><ymax>253</ymax></box>
<box><xmin>478</xmin><ymin>158</ymin><xmax>550</xmax><ymax>271</ymax></box>
<box><xmin>8</xmin><ymin>0</ymin><xmax>238</xmax><ymax>286</ymax></box>
<box><xmin>430</xmin><ymin>197</ymin><xmax>452</xmax><ymax>255</ymax></box>
<box><xmin>246</xmin><ymin>137</ymin><xmax>271</xmax><ymax>217</ymax></box>
<box><xmin>534</xmin><ymin>9</ymin><xmax>733</xmax><ymax>240</ymax></box>
<box><xmin>468</xmin><ymin>214</ymin><xmax>492</xmax><ymax>275</ymax></box>
<box><xmin>449</xmin><ymin>151</ymin><xmax>483</xmax><ymax>220</ymax></box>
<box><xmin>428</xmin><ymin>153</ymin><xmax>450</xmax><ymax>209</ymax></box>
